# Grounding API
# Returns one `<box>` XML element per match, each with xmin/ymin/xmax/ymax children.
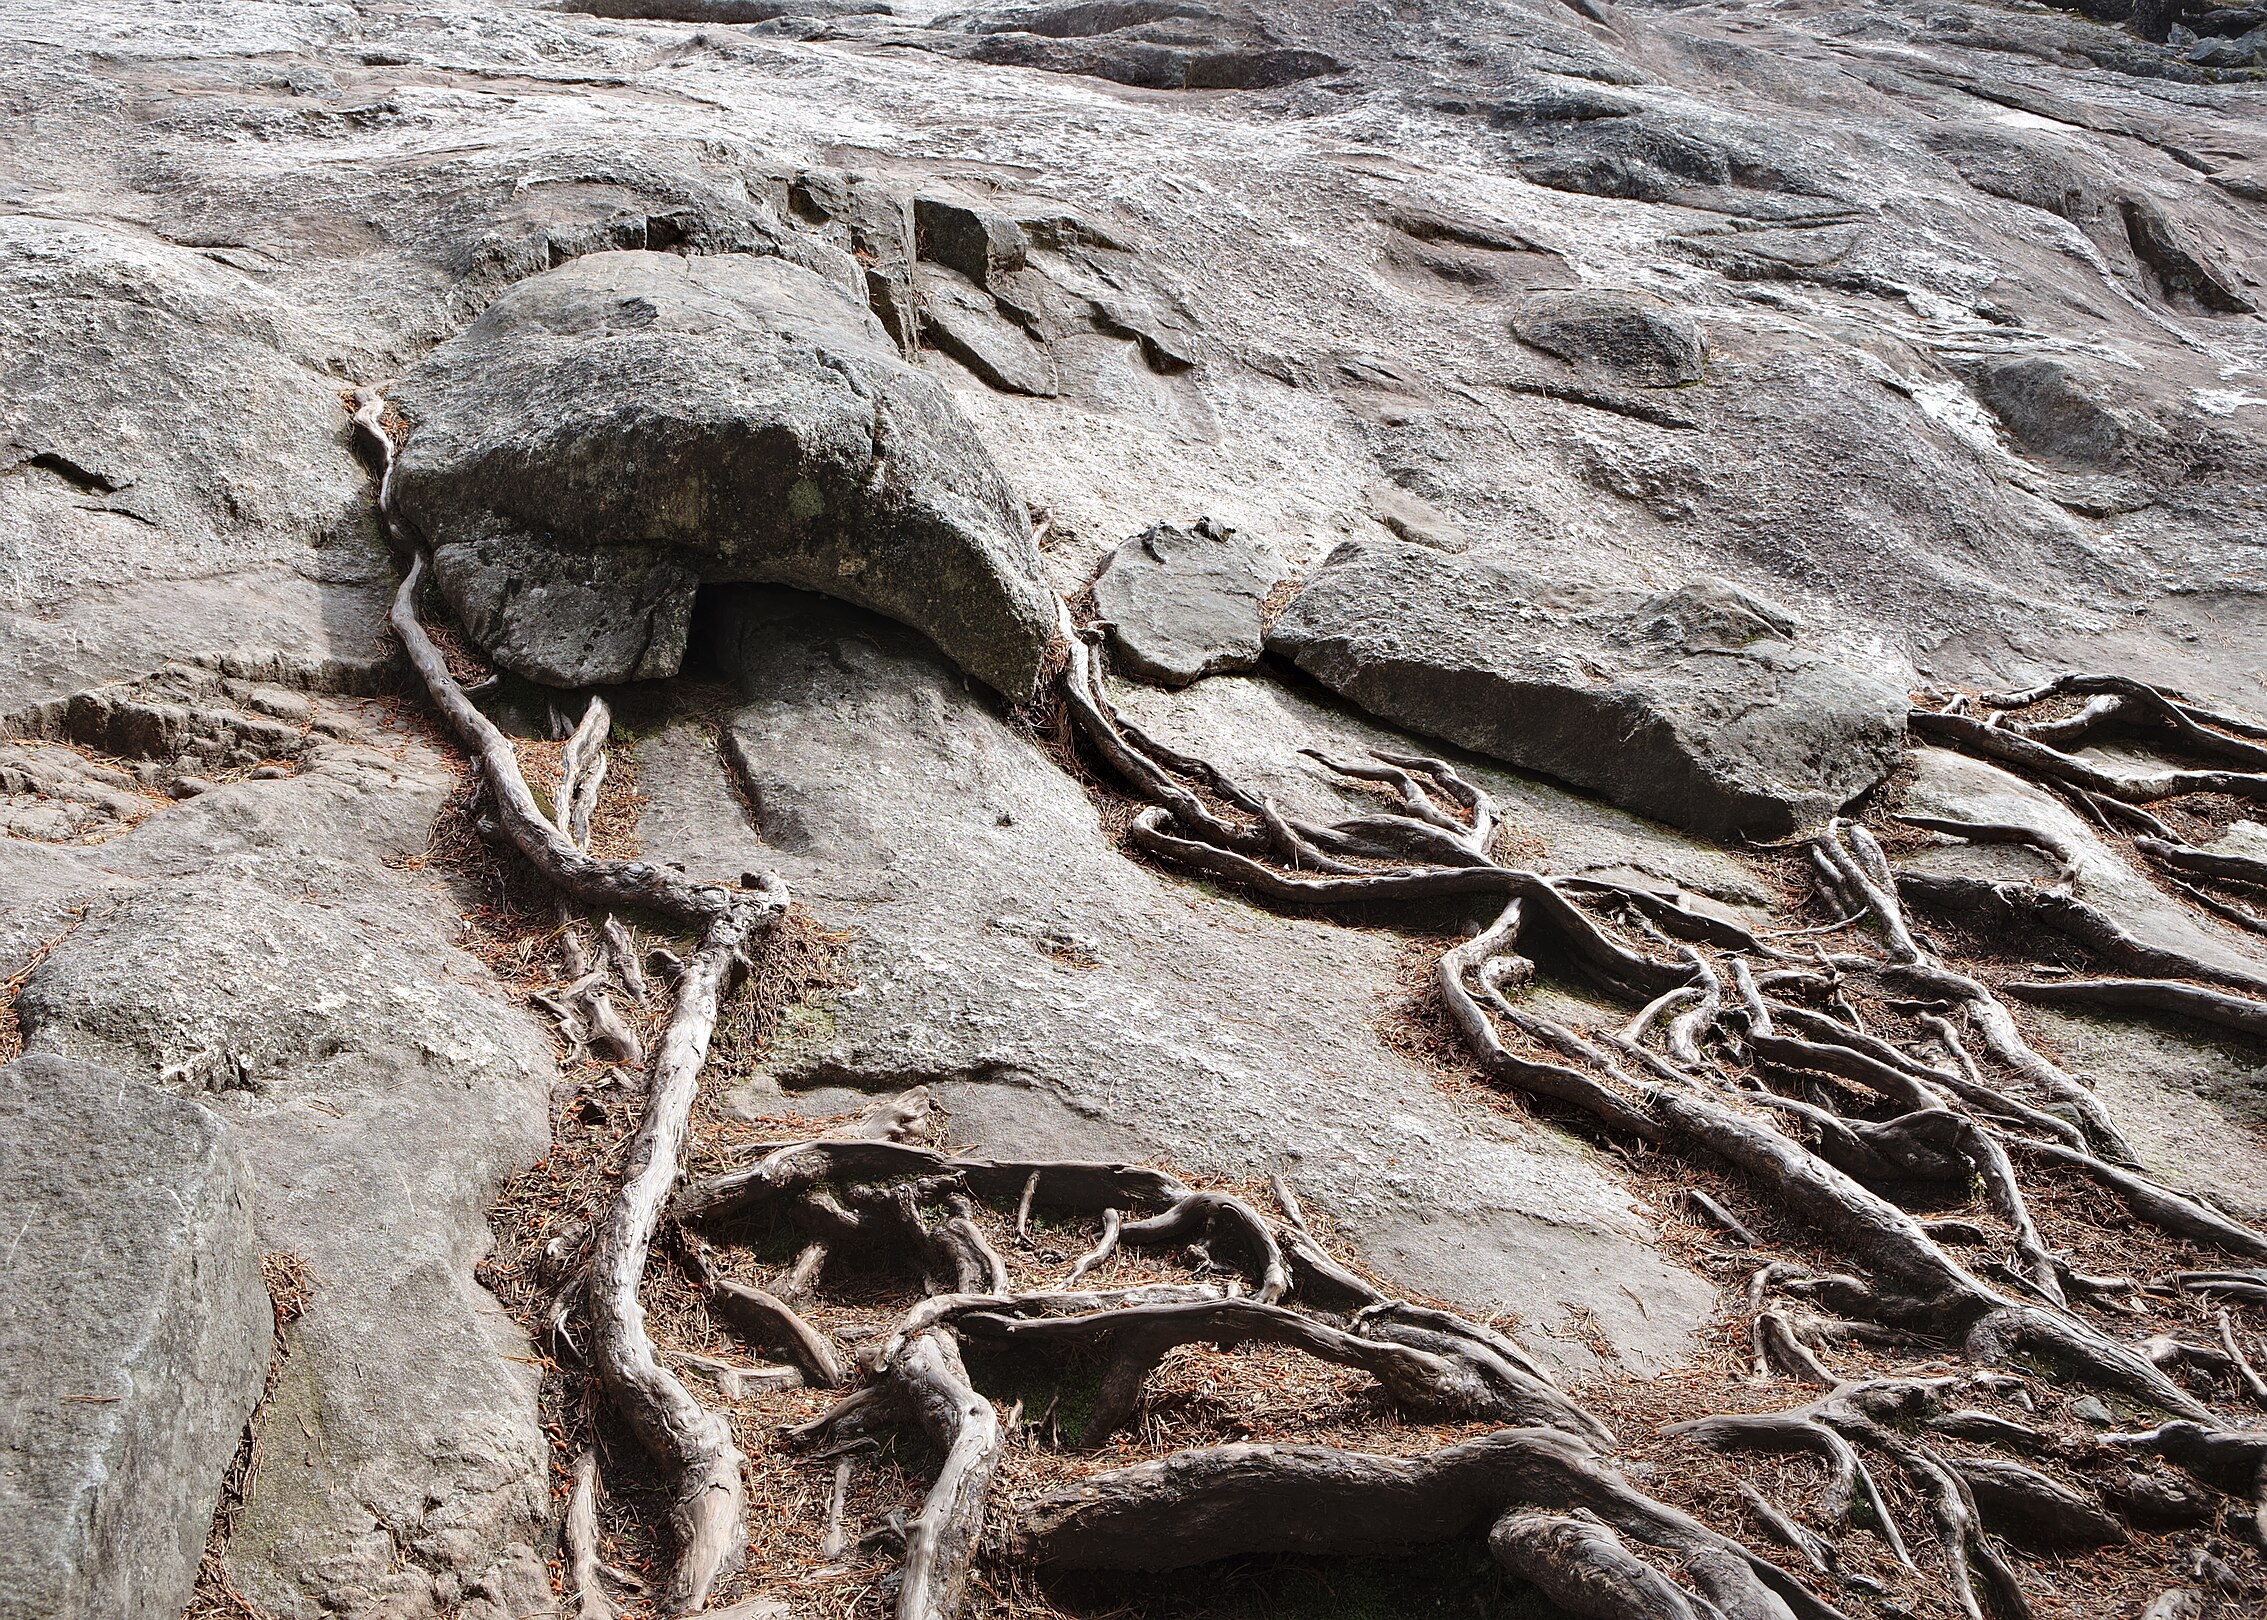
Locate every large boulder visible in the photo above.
<box><xmin>1266</xmin><ymin>542</ymin><xmax>1908</xmax><ymax>840</ymax></box>
<box><xmin>392</xmin><ymin>250</ymin><xmax>1057</xmax><ymax>699</ymax></box>
<box><xmin>0</xmin><ymin>1053</ymin><xmax>271</xmax><ymax>1620</ymax></box>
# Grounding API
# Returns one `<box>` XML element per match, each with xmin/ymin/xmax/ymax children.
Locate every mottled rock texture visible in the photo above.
<box><xmin>1270</xmin><ymin>542</ymin><xmax>1910</xmax><ymax>839</ymax></box>
<box><xmin>394</xmin><ymin>250</ymin><xmax>1057</xmax><ymax>698</ymax></box>
<box><xmin>1092</xmin><ymin>519</ymin><xmax>1277</xmax><ymax>686</ymax></box>
<box><xmin>0</xmin><ymin>1054</ymin><xmax>268</xmax><ymax>1620</ymax></box>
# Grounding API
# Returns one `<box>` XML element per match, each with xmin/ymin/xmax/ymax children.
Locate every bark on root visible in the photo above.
<box><xmin>1010</xmin><ymin>1427</ymin><xmax>1838</xmax><ymax>1620</ymax></box>
<box><xmin>370</xmin><ymin>410</ymin><xmax>788</xmax><ymax>1610</ymax></box>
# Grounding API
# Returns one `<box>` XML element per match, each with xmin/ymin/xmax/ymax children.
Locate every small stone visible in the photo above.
<box><xmin>1365</xmin><ymin>481</ymin><xmax>1469</xmax><ymax>552</ymax></box>
<box><xmin>912</xmin><ymin>195</ymin><xmax>1026</xmax><ymax>289</ymax></box>
<box><xmin>1093</xmin><ymin>520</ymin><xmax>1279</xmax><ymax>688</ymax></box>
<box><xmin>1512</xmin><ymin>289</ymin><xmax>1705</xmax><ymax>387</ymax></box>
<box><xmin>2069</xmin><ymin>1395</ymin><xmax>2115</xmax><ymax>1426</ymax></box>
<box><xmin>168</xmin><ymin>775</ymin><xmax>213</xmax><ymax>798</ymax></box>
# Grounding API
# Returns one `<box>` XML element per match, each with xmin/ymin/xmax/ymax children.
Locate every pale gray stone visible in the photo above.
<box><xmin>10</xmin><ymin>713</ymin><xmax>556</xmax><ymax>1620</ymax></box>
<box><xmin>1092</xmin><ymin>520</ymin><xmax>1277</xmax><ymax>686</ymax></box>
<box><xmin>0</xmin><ymin>1053</ymin><xmax>269</xmax><ymax>1620</ymax></box>
<box><xmin>1269</xmin><ymin>542</ymin><xmax>1910</xmax><ymax>841</ymax></box>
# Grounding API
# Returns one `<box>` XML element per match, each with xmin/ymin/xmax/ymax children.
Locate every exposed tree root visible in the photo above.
<box><xmin>890</xmin><ymin>1325</ymin><xmax>1002</xmax><ymax>1620</ymax></box>
<box><xmin>2002</xmin><ymin>976</ymin><xmax>2267</xmax><ymax>1038</ymax></box>
<box><xmin>1912</xmin><ymin>707</ymin><xmax>2267</xmax><ymax>807</ymax></box>
<box><xmin>1010</xmin><ymin>1427</ymin><xmax>1839</xmax><ymax>1620</ymax></box>
<box><xmin>567</xmin><ymin>1449</ymin><xmax>624</xmax><ymax>1620</ymax></box>
<box><xmin>361</xmin><ymin>400</ymin><xmax>788</xmax><ymax>1613</ymax></box>
<box><xmin>1015</xmin><ymin>628</ymin><xmax>2267</xmax><ymax>1620</ymax></box>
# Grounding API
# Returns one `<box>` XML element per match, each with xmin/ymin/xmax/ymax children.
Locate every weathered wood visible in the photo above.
<box><xmin>1011</xmin><ymin>1428</ymin><xmax>1839</xmax><ymax>1620</ymax></box>
<box><xmin>711</xmin><ymin>1280</ymin><xmax>848</xmax><ymax>1388</ymax></box>
<box><xmin>588</xmin><ymin>911</ymin><xmax>761</xmax><ymax>1612</ymax></box>
<box><xmin>890</xmin><ymin>1328</ymin><xmax>1001</xmax><ymax>1620</ymax></box>
<box><xmin>565</xmin><ymin>1450</ymin><xmax>620</xmax><ymax>1620</ymax></box>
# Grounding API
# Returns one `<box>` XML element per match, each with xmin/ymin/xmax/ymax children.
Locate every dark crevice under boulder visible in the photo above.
<box><xmin>392</xmin><ymin>249</ymin><xmax>1057</xmax><ymax>699</ymax></box>
<box><xmin>1266</xmin><ymin>541</ymin><xmax>1909</xmax><ymax>841</ymax></box>
<box><xmin>0</xmin><ymin>1053</ymin><xmax>271</xmax><ymax>1620</ymax></box>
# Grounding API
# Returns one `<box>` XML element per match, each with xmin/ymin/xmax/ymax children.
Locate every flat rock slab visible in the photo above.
<box><xmin>1268</xmin><ymin>541</ymin><xmax>1909</xmax><ymax>840</ymax></box>
<box><xmin>0</xmin><ymin>1053</ymin><xmax>270</xmax><ymax>1620</ymax></box>
<box><xmin>392</xmin><ymin>249</ymin><xmax>1056</xmax><ymax>699</ymax></box>
<box><xmin>634</xmin><ymin>587</ymin><xmax>1716</xmax><ymax>1374</ymax></box>
<box><xmin>1093</xmin><ymin>520</ymin><xmax>1278</xmax><ymax>687</ymax></box>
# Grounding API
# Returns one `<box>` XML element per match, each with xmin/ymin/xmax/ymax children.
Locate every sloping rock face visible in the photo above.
<box><xmin>0</xmin><ymin>1054</ymin><xmax>269</xmax><ymax>1620</ymax></box>
<box><xmin>5</xmin><ymin>0</ymin><xmax>2267</xmax><ymax>1612</ymax></box>
<box><xmin>392</xmin><ymin>250</ymin><xmax>1057</xmax><ymax>697</ymax></box>
<box><xmin>1269</xmin><ymin>541</ymin><xmax>1909</xmax><ymax>839</ymax></box>
<box><xmin>5</xmin><ymin>691</ymin><xmax>556</xmax><ymax>1620</ymax></box>
<box><xmin>640</xmin><ymin>587</ymin><xmax>1722</xmax><ymax>1371</ymax></box>
<box><xmin>1091</xmin><ymin>519</ymin><xmax>1277</xmax><ymax>686</ymax></box>
<box><xmin>0</xmin><ymin>217</ymin><xmax>388</xmax><ymax>712</ymax></box>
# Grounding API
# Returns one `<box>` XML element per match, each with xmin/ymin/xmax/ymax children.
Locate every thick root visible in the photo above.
<box><xmin>890</xmin><ymin>1327</ymin><xmax>1002</xmax><ymax>1620</ymax></box>
<box><xmin>1010</xmin><ymin>1428</ymin><xmax>1838</xmax><ymax>1620</ymax></box>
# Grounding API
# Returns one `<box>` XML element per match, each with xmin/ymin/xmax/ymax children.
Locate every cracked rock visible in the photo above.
<box><xmin>0</xmin><ymin>1053</ymin><xmax>270</xmax><ymax>1620</ymax></box>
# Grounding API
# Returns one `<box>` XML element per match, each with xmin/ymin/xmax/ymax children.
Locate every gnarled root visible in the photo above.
<box><xmin>950</xmin><ymin>1296</ymin><xmax>1601</xmax><ymax>1445</ymax></box>
<box><xmin>1010</xmin><ymin>1427</ymin><xmax>1838</xmax><ymax>1620</ymax></box>
<box><xmin>1490</xmin><ymin>1512</ymin><xmax>1711</xmax><ymax>1620</ymax></box>
<box><xmin>891</xmin><ymin>1326</ymin><xmax>1002</xmax><ymax>1620</ymax></box>
<box><xmin>377</xmin><ymin>462</ymin><xmax>786</xmax><ymax>1608</ymax></box>
<box><xmin>588</xmin><ymin>908</ymin><xmax>766</xmax><ymax>1611</ymax></box>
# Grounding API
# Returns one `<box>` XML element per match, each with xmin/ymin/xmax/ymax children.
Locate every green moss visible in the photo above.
<box><xmin>965</xmin><ymin>1346</ymin><xmax>1109</xmax><ymax>1448</ymax></box>
<box><xmin>786</xmin><ymin>478</ymin><xmax>827</xmax><ymax>524</ymax></box>
<box><xmin>765</xmin><ymin>999</ymin><xmax>838</xmax><ymax>1072</ymax></box>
